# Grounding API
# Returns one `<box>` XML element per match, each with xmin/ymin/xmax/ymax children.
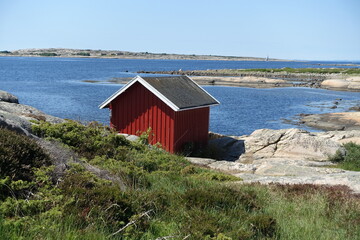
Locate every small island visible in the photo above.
<box><xmin>0</xmin><ymin>48</ymin><xmax>278</xmax><ymax>61</ymax></box>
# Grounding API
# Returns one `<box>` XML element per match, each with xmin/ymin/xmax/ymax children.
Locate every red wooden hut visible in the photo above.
<box><xmin>99</xmin><ymin>75</ymin><xmax>219</xmax><ymax>153</ymax></box>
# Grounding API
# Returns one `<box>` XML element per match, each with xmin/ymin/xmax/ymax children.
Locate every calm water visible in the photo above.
<box><xmin>1</xmin><ymin>57</ymin><xmax>360</xmax><ymax>135</ymax></box>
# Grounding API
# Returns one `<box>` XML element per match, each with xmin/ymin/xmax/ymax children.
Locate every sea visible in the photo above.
<box><xmin>1</xmin><ymin>56</ymin><xmax>360</xmax><ymax>136</ymax></box>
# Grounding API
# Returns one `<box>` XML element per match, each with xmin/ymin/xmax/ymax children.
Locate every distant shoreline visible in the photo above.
<box><xmin>0</xmin><ymin>48</ymin><xmax>290</xmax><ymax>62</ymax></box>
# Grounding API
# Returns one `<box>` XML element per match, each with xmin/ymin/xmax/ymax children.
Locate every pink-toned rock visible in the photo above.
<box><xmin>321</xmin><ymin>79</ymin><xmax>349</xmax><ymax>89</ymax></box>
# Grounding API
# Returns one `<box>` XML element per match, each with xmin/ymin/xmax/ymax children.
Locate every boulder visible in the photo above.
<box><xmin>0</xmin><ymin>101</ymin><xmax>63</xmax><ymax>124</ymax></box>
<box><xmin>118</xmin><ymin>133</ymin><xmax>139</xmax><ymax>142</ymax></box>
<box><xmin>321</xmin><ymin>79</ymin><xmax>349</xmax><ymax>89</ymax></box>
<box><xmin>321</xmin><ymin>76</ymin><xmax>360</xmax><ymax>91</ymax></box>
<box><xmin>0</xmin><ymin>92</ymin><xmax>64</xmax><ymax>135</ymax></box>
<box><xmin>0</xmin><ymin>112</ymin><xmax>32</xmax><ymax>135</ymax></box>
<box><xmin>238</xmin><ymin>128</ymin><xmax>343</xmax><ymax>162</ymax></box>
<box><xmin>0</xmin><ymin>90</ymin><xmax>19</xmax><ymax>103</ymax></box>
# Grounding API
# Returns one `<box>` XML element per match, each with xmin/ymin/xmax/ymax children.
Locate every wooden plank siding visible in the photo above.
<box><xmin>173</xmin><ymin>107</ymin><xmax>209</xmax><ymax>152</ymax></box>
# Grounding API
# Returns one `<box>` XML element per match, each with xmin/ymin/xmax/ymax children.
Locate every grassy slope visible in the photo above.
<box><xmin>1</xmin><ymin>121</ymin><xmax>360</xmax><ymax>239</ymax></box>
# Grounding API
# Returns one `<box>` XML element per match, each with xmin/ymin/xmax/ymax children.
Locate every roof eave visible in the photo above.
<box><xmin>99</xmin><ymin>75</ymin><xmax>220</xmax><ymax>111</ymax></box>
<box><xmin>177</xmin><ymin>102</ymin><xmax>220</xmax><ymax>112</ymax></box>
<box><xmin>98</xmin><ymin>76</ymin><xmax>141</xmax><ymax>109</ymax></box>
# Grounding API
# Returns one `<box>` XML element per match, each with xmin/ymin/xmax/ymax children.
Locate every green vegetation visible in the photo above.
<box><xmin>38</xmin><ymin>52</ymin><xmax>58</xmax><ymax>57</ymax></box>
<box><xmin>329</xmin><ymin>142</ymin><xmax>360</xmax><ymax>171</ymax></box>
<box><xmin>0</xmin><ymin>50</ymin><xmax>11</xmax><ymax>54</ymax></box>
<box><xmin>75</xmin><ymin>52</ymin><xmax>91</xmax><ymax>56</ymax></box>
<box><xmin>1</xmin><ymin>122</ymin><xmax>360</xmax><ymax>239</ymax></box>
<box><xmin>201</xmin><ymin>67</ymin><xmax>360</xmax><ymax>75</ymax></box>
<box><xmin>0</xmin><ymin>128</ymin><xmax>50</xmax><ymax>181</ymax></box>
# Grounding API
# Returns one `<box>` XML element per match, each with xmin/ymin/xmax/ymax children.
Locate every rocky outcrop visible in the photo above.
<box><xmin>0</xmin><ymin>90</ymin><xmax>19</xmax><ymax>103</ymax></box>
<box><xmin>300</xmin><ymin>112</ymin><xmax>360</xmax><ymax>131</ymax></box>
<box><xmin>189</xmin><ymin>128</ymin><xmax>360</xmax><ymax>193</ymax></box>
<box><xmin>321</xmin><ymin>76</ymin><xmax>360</xmax><ymax>91</ymax></box>
<box><xmin>238</xmin><ymin>128</ymin><xmax>342</xmax><ymax>162</ymax></box>
<box><xmin>0</xmin><ymin>90</ymin><xmax>64</xmax><ymax>136</ymax></box>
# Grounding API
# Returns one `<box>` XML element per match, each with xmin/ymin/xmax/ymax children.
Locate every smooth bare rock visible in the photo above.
<box><xmin>321</xmin><ymin>79</ymin><xmax>349</xmax><ymax>89</ymax></box>
<box><xmin>238</xmin><ymin>128</ymin><xmax>342</xmax><ymax>162</ymax></box>
<box><xmin>0</xmin><ymin>90</ymin><xmax>19</xmax><ymax>103</ymax></box>
<box><xmin>186</xmin><ymin>157</ymin><xmax>256</xmax><ymax>173</ymax></box>
<box><xmin>0</xmin><ymin>101</ymin><xmax>63</xmax><ymax>124</ymax></box>
<box><xmin>186</xmin><ymin>157</ymin><xmax>217</xmax><ymax>166</ymax></box>
<box><xmin>0</xmin><ymin>94</ymin><xmax>64</xmax><ymax>135</ymax></box>
<box><xmin>119</xmin><ymin>133</ymin><xmax>140</xmax><ymax>142</ymax></box>
<box><xmin>320</xmin><ymin>129</ymin><xmax>360</xmax><ymax>141</ymax></box>
<box><xmin>348</xmin><ymin>81</ymin><xmax>360</xmax><ymax>90</ymax></box>
<box><xmin>189</xmin><ymin>129</ymin><xmax>360</xmax><ymax>193</ymax></box>
<box><xmin>347</xmin><ymin>76</ymin><xmax>360</xmax><ymax>82</ymax></box>
<box><xmin>321</xmin><ymin>76</ymin><xmax>360</xmax><ymax>91</ymax></box>
<box><xmin>252</xmin><ymin>158</ymin><xmax>343</xmax><ymax>176</ymax></box>
<box><xmin>340</xmin><ymin>137</ymin><xmax>360</xmax><ymax>145</ymax></box>
<box><xmin>0</xmin><ymin>112</ymin><xmax>32</xmax><ymax>135</ymax></box>
<box><xmin>208</xmin><ymin>161</ymin><xmax>256</xmax><ymax>173</ymax></box>
<box><xmin>301</xmin><ymin>112</ymin><xmax>360</xmax><ymax>131</ymax></box>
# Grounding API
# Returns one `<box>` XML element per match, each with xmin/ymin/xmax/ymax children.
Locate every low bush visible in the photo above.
<box><xmin>39</xmin><ymin>52</ymin><xmax>58</xmax><ymax>57</ymax></box>
<box><xmin>75</xmin><ymin>52</ymin><xmax>91</xmax><ymax>56</ymax></box>
<box><xmin>0</xmin><ymin>128</ymin><xmax>50</xmax><ymax>181</ymax></box>
<box><xmin>329</xmin><ymin>142</ymin><xmax>360</xmax><ymax>171</ymax></box>
<box><xmin>32</xmin><ymin>120</ymin><xmax>131</xmax><ymax>159</ymax></box>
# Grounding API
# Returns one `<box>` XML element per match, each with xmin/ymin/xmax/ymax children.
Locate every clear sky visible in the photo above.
<box><xmin>0</xmin><ymin>0</ymin><xmax>359</xmax><ymax>61</ymax></box>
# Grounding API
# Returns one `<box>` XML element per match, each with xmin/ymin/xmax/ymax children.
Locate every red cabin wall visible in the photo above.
<box><xmin>110</xmin><ymin>82</ymin><xmax>209</xmax><ymax>153</ymax></box>
<box><xmin>110</xmin><ymin>82</ymin><xmax>175</xmax><ymax>152</ymax></box>
<box><xmin>173</xmin><ymin>107</ymin><xmax>210</xmax><ymax>153</ymax></box>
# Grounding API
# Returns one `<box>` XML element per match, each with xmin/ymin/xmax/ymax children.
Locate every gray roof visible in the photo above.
<box><xmin>99</xmin><ymin>75</ymin><xmax>219</xmax><ymax>111</ymax></box>
<box><xmin>141</xmin><ymin>76</ymin><xmax>219</xmax><ymax>110</ymax></box>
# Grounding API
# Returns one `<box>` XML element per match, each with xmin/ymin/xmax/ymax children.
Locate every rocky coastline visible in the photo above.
<box><xmin>2</xmin><ymin>90</ymin><xmax>360</xmax><ymax>194</ymax></box>
<box><xmin>137</xmin><ymin>70</ymin><xmax>360</xmax><ymax>91</ymax></box>
<box><xmin>0</xmin><ymin>90</ymin><xmax>64</xmax><ymax>136</ymax></box>
<box><xmin>300</xmin><ymin>112</ymin><xmax>360</xmax><ymax>131</ymax></box>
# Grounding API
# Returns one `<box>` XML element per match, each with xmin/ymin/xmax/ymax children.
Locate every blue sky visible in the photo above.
<box><xmin>0</xmin><ymin>0</ymin><xmax>359</xmax><ymax>61</ymax></box>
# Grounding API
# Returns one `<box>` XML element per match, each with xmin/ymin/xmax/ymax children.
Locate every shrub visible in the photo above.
<box><xmin>0</xmin><ymin>128</ymin><xmax>50</xmax><ymax>181</ymax></box>
<box><xmin>32</xmin><ymin>120</ymin><xmax>130</xmax><ymax>159</ymax></box>
<box><xmin>0</xmin><ymin>50</ymin><xmax>11</xmax><ymax>54</ymax></box>
<box><xmin>59</xmin><ymin>165</ymin><xmax>136</xmax><ymax>230</ymax></box>
<box><xmin>75</xmin><ymin>52</ymin><xmax>91</xmax><ymax>56</ymax></box>
<box><xmin>329</xmin><ymin>142</ymin><xmax>360</xmax><ymax>171</ymax></box>
<box><xmin>248</xmin><ymin>214</ymin><xmax>276</xmax><ymax>238</ymax></box>
<box><xmin>39</xmin><ymin>52</ymin><xmax>58</xmax><ymax>57</ymax></box>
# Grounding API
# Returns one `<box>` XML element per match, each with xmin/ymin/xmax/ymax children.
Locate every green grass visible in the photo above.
<box><xmin>329</xmin><ymin>142</ymin><xmax>360</xmax><ymax>171</ymax></box>
<box><xmin>1</xmin><ymin>122</ymin><xmax>359</xmax><ymax>239</ymax></box>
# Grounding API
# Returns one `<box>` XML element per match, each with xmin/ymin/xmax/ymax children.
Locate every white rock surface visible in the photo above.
<box><xmin>321</xmin><ymin>76</ymin><xmax>360</xmax><ymax>90</ymax></box>
<box><xmin>187</xmin><ymin>129</ymin><xmax>360</xmax><ymax>194</ymax></box>
<box><xmin>238</xmin><ymin>128</ymin><xmax>342</xmax><ymax>162</ymax></box>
